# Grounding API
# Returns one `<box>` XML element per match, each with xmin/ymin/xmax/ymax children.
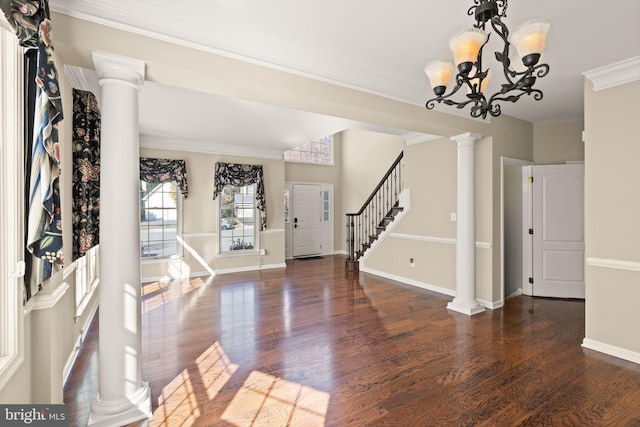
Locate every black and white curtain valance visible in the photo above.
<box><xmin>140</xmin><ymin>157</ymin><xmax>189</xmax><ymax>199</ymax></box>
<box><xmin>213</xmin><ymin>162</ymin><xmax>266</xmax><ymax>231</ymax></box>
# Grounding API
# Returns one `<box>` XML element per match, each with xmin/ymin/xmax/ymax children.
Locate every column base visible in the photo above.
<box><xmin>88</xmin><ymin>382</ymin><xmax>151</xmax><ymax>427</ymax></box>
<box><xmin>447</xmin><ymin>298</ymin><xmax>486</xmax><ymax>316</ymax></box>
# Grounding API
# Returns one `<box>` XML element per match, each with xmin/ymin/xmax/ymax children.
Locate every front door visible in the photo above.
<box><xmin>293</xmin><ymin>184</ymin><xmax>321</xmax><ymax>257</ymax></box>
<box><xmin>532</xmin><ymin>164</ymin><xmax>585</xmax><ymax>298</ymax></box>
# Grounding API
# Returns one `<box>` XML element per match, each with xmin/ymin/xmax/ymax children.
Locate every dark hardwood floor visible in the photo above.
<box><xmin>64</xmin><ymin>255</ymin><xmax>640</xmax><ymax>426</ymax></box>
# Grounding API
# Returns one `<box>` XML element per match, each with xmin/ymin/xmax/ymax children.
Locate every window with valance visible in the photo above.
<box><xmin>139</xmin><ymin>158</ymin><xmax>188</xmax><ymax>259</ymax></box>
<box><xmin>213</xmin><ymin>162</ymin><xmax>266</xmax><ymax>231</ymax></box>
<box><xmin>140</xmin><ymin>157</ymin><xmax>189</xmax><ymax>198</ymax></box>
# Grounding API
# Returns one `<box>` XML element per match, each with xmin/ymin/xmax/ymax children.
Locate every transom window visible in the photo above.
<box><xmin>220</xmin><ymin>184</ymin><xmax>257</xmax><ymax>253</ymax></box>
<box><xmin>283</xmin><ymin>135</ymin><xmax>333</xmax><ymax>165</ymax></box>
<box><xmin>140</xmin><ymin>181</ymin><xmax>180</xmax><ymax>258</ymax></box>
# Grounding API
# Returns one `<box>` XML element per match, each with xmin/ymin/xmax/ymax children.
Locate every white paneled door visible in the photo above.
<box><xmin>532</xmin><ymin>164</ymin><xmax>585</xmax><ymax>298</ymax></box>
<box><xmin>292</xmin><ymin>184</ymin><xmax>321</xmax><ymax>257</ymax></box>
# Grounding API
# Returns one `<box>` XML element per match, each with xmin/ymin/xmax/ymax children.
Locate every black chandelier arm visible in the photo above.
<box><xmin>425</xmin><ymin>87</ymin><xmax>487</xmax><ymax>113</ymax></box>
<box><xmin>487</xmin><ymin>87</ymin><xmax>544</xmax><ymax>112</ymax></box>
<box><xmin>489</xmin><ymin>16</ymin><xmax>518</xmax><ymax>87</ymax></box>
<box><xmin>534</xmin><ymin>63</ymin><xmax>550</xmax><ymax>79</ymax></box>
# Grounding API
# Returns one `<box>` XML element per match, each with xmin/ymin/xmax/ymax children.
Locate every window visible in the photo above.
<box><xmin>0</xmin><ymin>23</ymin><xmax>25</xmax><ymax>389</ymax></box>
<box><xmin>74</xmin><ymin>245</ymin><xmax>99</xmax><ymax>317</ymax></box>
<box><xmin>283</xmin><ymin>135</ymin><xmax>333</xmax><ymax>165</ymax></box>
<box><xmin>323</xmin><ymin>190</ymin><xmax>330</xmax><ymax>222</ymax></box>
<box><xmin>140</xmin><ymin>180</ymin><xmax>181</xmax><ymax>259</ymax></box>
<box><xmin>219</xmin><ymin>184</ymin><xmax>257</xmax><ymax>253</ymax></box>
<box><xmin>284</xmin><ymin>189</ymin><xmax>290</xmax><ymax>223</ymax></box>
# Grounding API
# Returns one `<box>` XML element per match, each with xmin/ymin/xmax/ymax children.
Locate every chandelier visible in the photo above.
<box><xmin>424</xmin><ymin>0</ymin><xmax>551</xmax><ymax>119</ymax></box>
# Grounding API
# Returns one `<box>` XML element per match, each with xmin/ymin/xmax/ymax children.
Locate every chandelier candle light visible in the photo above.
<box><xmin>424</xmin><ymin>0</ymin><xmax>551</xmax><ymax>119</ymax></box>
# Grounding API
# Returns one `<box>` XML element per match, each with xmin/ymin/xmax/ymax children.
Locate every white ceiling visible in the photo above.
<box><xmin>51</xmin><ymin>0</ymin><xmax>640</xmax><ymax>156</ymax></box>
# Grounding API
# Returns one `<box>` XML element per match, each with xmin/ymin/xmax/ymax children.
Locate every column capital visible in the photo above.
<box><xmin>92</xmin><ymin>51</ymin><xmax>146</xmax><ymax>88</ymax></box>
<box><xmin>451</xmin><ymin>132</ymin><xmax>482</xmax><ymax>147</ymax></box>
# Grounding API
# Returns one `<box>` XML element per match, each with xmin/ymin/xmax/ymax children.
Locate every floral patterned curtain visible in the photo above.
<box><xmin>72</xmin><ymin>89</ymin><xmax>100</xmax><ymax>261</ymax></box>
<box><xmin>1</xmin><ymin>0</ymin><xmax>64</xmax><ymax>299</ymax></box>
<box><xmin>139</xmin><ymin>157</ymin><xmax>189</xmax><ymax>198</ymax></box>
<box><xmin>213</xmin><ymin>162</ymin><xmax>266</xmax><ymax>231</ymax></box>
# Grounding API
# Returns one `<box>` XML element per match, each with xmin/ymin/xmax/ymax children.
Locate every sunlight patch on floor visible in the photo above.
<box><xmin>221</xmin><ymin>370</ymin><xmax>330</xmax><ymax>427</ymax></box>
<box><xmin>142</xmin><ymin>277</ymin><xmax>209</xmax><ymax>314</ymax></box>
<box><xmin>196</xmin><ymin>341</ymin><xmax>239</xmax><ymax>400</ymax></box>
<box><xmin>149</xmin><ymin>341</ymin><xmax>237</xmax><ymax>426</ymax></box>
<box><xmin>153</xmin><ymin>369</ymin><xmax>200</xmax><ymax>427</ymax></box>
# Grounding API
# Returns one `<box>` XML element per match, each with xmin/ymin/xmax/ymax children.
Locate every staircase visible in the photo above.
<box><xmin>345</xmin><ymin>151</ymin><xmax>404</xmax><ymax>271</ymax></box>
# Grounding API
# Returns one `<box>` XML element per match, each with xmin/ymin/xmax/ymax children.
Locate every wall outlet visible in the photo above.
<box><xmin>259</xmin><ymin>249</ymin><xmax>266</xmax><ymax>255</ymax></box>
<box><xmin>450</xmin><ymin>212</ymin><xmax>457</xmax><ymax>222</ymax></box>
<box><xmin>410</xmin><ymin>258</ymin><xmax>415</xmax><ymax>267</ymax></box>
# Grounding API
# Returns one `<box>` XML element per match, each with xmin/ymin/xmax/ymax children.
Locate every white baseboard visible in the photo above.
<box><xmin>360</xmin><ymin>266</ymin><xmax>456</xmax><ymax>298</ymax></box>
<box><xmin>142</xmin><ymin>270</ymin><xmax>212</xmax><ymax>283</ymax></box>
<box><xmin>214</xmin><ymin>262</ymin><xmax>287</xmax><ymax>275</ymax></box>
<box><xmin>582</xmin><ymin>338</ymin><xmax>640</xmax><ymax>365</ymax></box>
<box><xmin>478</xmin><ymin>299</ymin><xmax>503</xmax><ymax>310</ymax></box>
<box><xmin>142</xmin><ymin>262</ymin><xmax>288</xmax><ymax>282</ymax></box>
<box><xmin>360</xmin><ymin>267</ymin><xmax>504</xmax><ymax>310</ymax></box>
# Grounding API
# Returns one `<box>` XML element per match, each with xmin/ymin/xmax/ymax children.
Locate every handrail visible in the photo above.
<box><xmin>345</xmin><ymin>151</ymin><xmax>404</xmax><ymax>270</ymax></box>
<box><xmin>347</xmin><ymin>151</ymin><xmax>403</xmax><ymax>216</ymax></box>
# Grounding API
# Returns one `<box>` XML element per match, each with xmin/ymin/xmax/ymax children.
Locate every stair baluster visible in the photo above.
<box><xmin>345</xmin><ymin>151</ymin><xmax>404</xmax><ymax>271</ymax></box>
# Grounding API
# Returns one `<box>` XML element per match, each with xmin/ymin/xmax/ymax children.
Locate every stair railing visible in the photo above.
<box><xmin>346</xmin><ymin>151</ymin><xmax>403</xmax><ymax>270</ymax></box>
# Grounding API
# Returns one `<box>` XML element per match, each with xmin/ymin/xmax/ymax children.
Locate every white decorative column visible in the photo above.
<box><xmin>88</xmin><ymin>52</ymin><xmax>151</xmax><ymax>427</ymax></box>
<box><xmin>447</xmin><ymin>132</ymin><xmax>486</xmax><ymax>316</ymax></box>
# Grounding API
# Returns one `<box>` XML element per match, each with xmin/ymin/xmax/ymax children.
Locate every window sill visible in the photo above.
<box><xmin>141</xmin><ymin>256</ymin><xmax>183</xmax><ymax>265</ymax></box>
<box><xmin>217</xmin><ymin>251</ymin><xmax>259</xmax><ymax>258</ymax></box>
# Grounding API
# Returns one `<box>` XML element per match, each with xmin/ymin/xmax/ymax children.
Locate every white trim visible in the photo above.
<box><xmin>81</xmin><ymin>299</ymin><xmax>100</xmax><ymax>342</ymax></box>
<box><xmin>587</xmin><ymin>257</ymin><xmax>640</xmax><ymax>272</ymax></box>
<box><xmin>361</xmin><ymin>266</ymin><xmax>502</xmax><ymax>311</ymax></box>
<box><xmin>500</xmin><ymin>157</ymin><xmax>534</xmax><ymax>305</ymax></box>
<box><xmin>140</xmin><ymin>138</ymin><xmax>286</xmax><ymax>160</ymax></box>
<box><xmin>360</xmin><ymin>266</ymin><xmax>456</xmax><ymax>297</ymax></box>
<box><xmin>75</xmin><ymin>278</ymin><xmax>99</xmax><ymax>320</ymax></box>
<box><xmin>389</xmin><ymin>233</ymin><xmax>492</xmax><ymax>249</ymax></box>
<box><xmin>402</xmin><ymin>132</ymin><xmax>441</xmax><ymax>145</ymax></box>
<box><xmin>0</xmin><ymin>25</ymin><xmax>25</xmax><ymax>391</ymax></box>
<box><xmin>141</xmin><ymin>262</ymin><xmax>287</xmax><ymax>282</ymax></box>
<box><xmin>63</xmin><ymin>335</ymin><xmax>82</xmax><ymax>387</ymax></box>
<box><xmin>584</xmin><ymin>56</ymin><xmax>640</xmax><ymax>91</ymax></box>
<box><xmin>214</xmin><ymin>262</ymin><xmax>287</xmax><ymax>275</ymax></box>
<box><xmin>63</xmin><ymin>261</ymin><xmax>77</xmax><ymax>280</ymax></box>
<box><xmin>477</xmin><ymin>299</ymin><xmax>503</xmax><ymax>310</ymax></box>
<box><xmin>582</xmin><ymin>338</ymin><xmax>640</xmax><ymax>365</ymax></box>
<box><xmin>142</xmin><ymin>270</ymin><xmax>213</xmax><ymax>284</ymax></box>
<box><xmin>360</xmin><ymin>189</ymin><xmax>411</xmax><ymax>264</ymax></box>
<box><xmin>23</xmin><ymin>282</ymin><xmax>70</xmax><ymax>314</ymax></box>
<box><xmin>64</xmin><ymin>64</ymin><xmax>98</xmax><ymax>93</ymax></box>
<box><xmin>182</xmin><ymin>231</ymin><xmax>216</xmax><ymax>238</ymax></box>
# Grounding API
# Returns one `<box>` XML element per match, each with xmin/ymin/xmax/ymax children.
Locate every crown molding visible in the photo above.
<box><xmin>403</xmin><ymin>132</ymin><xmax>441</xmax><ymax>145</ymax></box>
<box><xmin>584</xmin><ymin>56</ymin><xmax>640</xmax><ymax>91</ymax></box>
